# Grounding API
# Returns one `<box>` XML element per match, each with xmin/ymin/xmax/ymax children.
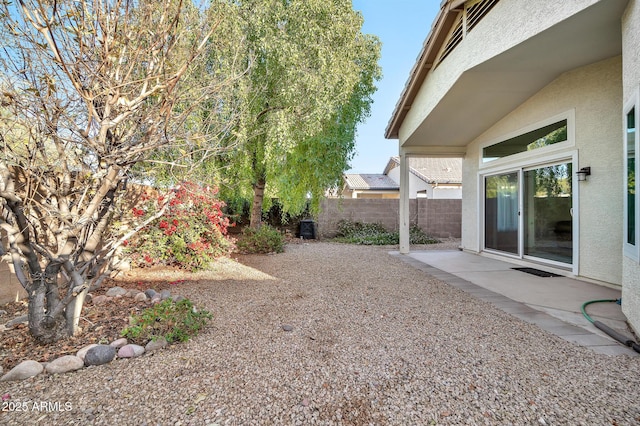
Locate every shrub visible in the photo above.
<box><xmin>336</xmin><ymin>220</ymin><xmax>387</xmax><ymax>238</ymax></box>
<box><xmin>333</xmin><ymin>220</ymin><xmax>439</xmax><ymax>245</ymax></box>
<box><xmin>121</xmin><ymin>298</ymin><xmax>212</xmax><ymax>344</ymax></box>
<box><xmin>126</xmin><ymin>182</ymin><xmax>235</xmax><ymax>271</ymax></box>
<box><xmin>236</xmin><ymin>224</ymin><xmax>285</xmax><ymax>254</ymax></box>
<box><xmin>409</xmin><ymin>225</ymin><xmax>440</xmax><ymax>245</ymax></box>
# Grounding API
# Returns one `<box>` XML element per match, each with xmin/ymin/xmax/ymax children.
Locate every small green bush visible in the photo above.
<box><xmin>121</xmin><ymin>298</ymin><xmax>212</xmax><ymax>344</ymax></box>
<box><xmin>333</xmin><ymin>220</ymin><xmax>439</xmax><ymax>245</ymax></box>
<box><xmin>409</xmin><ymin>225</ymin><xmax>440</xmax><ymax>245</ymax></box>
<box><xmin>236</xmin><ymin>224</ymin><xmax>285</xmax><ymax>254</ymax></box>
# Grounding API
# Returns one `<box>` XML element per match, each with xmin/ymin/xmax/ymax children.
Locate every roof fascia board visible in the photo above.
<box><xmin>400</xmin><ymin>145</ymin><xmax>467</xmax><ymax>157</ymax></box>
<box><xmin>385</xmin><ymin>0</ymin><xmax>461</xmax><ymax>139</ymax></box>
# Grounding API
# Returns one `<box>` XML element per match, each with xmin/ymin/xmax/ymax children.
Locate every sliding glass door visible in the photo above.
<box><xmin>523</xmin><ymin>163</ymin><xmax>573</xmax><ymax>264</ymax></box>
<box><xmin>484</xmin><ymin>162</ymin><xmax>573</xmax><ymax>265</ymax></box>
<box><xmin>485</xmin><ymin>172</ymin><xmax>519</xmax><ymax>254</ymax></box>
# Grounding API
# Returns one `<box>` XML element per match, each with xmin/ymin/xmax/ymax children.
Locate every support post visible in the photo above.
<box><xmin>399</xmin><ymin>149</ymin><xmax>410</xmax><ymax>254</ymax></box>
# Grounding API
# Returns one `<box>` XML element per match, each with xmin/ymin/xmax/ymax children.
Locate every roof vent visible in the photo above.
<box><xmin>435</xmin><ymin>0</ymin><xmax>500</xmax><ymax>68</ymax></box>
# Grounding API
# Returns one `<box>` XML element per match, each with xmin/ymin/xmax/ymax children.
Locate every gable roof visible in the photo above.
<box><xmin>384</xmin><ymin>157</ymin><xmax>462</xmax><ymax>184</ymax></box>
<box><xmin>385</xmin><ymin>0</ymin><xmax>627</xmax><ymax>145</ymax></box>
<box><xmin>343</xmin><ymin>174</ymin><xmax>399</xmax><ymax>191</ymax></box>
<box><xmin>385</xmin><ymin>0</ymin><xmax>462</xmax><ymax>139</ymax></box>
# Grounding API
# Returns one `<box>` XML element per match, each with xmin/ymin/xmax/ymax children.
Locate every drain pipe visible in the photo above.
<box><xmin>581</xmin><ymin>299</ymin><xmax>640</xmax><ymax>353</ymax></box>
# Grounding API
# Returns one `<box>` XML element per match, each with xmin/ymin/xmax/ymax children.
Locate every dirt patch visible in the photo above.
<box><xmin>0</xmin><ymin>264</ymin><xmax>233</xmax><ymax>373</ymax></box>
<box><xmin>0</xmin><ymin>234</ymin><xmax>315</xmax><ymax>374</ymax></box>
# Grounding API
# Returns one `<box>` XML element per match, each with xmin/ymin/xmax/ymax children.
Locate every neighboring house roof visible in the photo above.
<box><xmin>343</xmin><ymin>174</ymin><xmax>399</xmax><ymax>191</ymax></box>
<box><xmin>384</xmin><ymin>157</ymin><xmax>462</xmax><ymax>184</ymax></box>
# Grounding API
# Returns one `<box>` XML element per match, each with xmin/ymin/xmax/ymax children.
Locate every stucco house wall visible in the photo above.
<box><xmin>387</xmin><ymin>0</ymin><xmax>640</xmax><ymax>334</ymax></box>
<box><xmin>463</xmin><ymin>56</ymin><xmax>623</xmax><ymax>285</ymax></box>
<box><xmin>622</xmin><ymin>0</ymin><xmax>640</xmax><ymax>334</ymax></box>
<box><xmin>400</xmin><ymin>0</ymin><xmax>602</xmax><ymax>144</ymax></box>
<box><xmin>386</xmin><ymin>167</ymin><xmax>430</xmax><ymax>198</ymax></box>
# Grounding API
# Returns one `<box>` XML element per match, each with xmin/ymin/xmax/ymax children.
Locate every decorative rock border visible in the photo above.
<box><xmin>0</xmin><ymin>287</ymin><xmax>179</xmax><ymax>382</ymax></box>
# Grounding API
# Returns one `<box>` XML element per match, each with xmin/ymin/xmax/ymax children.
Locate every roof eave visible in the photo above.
<box><xmin>385</xmin><ymin>1</ymin><xmax>461</xmax><ymax>140</ymax></box>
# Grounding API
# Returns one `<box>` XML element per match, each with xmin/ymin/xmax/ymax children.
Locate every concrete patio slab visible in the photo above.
<box><xmin>392</xmin><ymin>249</ymin><xmax>638</xmax><ymax>356</ymax></box>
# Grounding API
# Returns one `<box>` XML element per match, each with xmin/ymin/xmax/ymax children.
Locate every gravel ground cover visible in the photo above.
<box><xmin>2</xmin><ymin>241</ymin><xmax>640</xmax><ymax>425</ymax></box>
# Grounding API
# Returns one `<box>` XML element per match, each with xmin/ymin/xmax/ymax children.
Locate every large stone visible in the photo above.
<box><xmin>84</xmin><ymin>345</ymin><xmax>117</xmax><ymax>366</ymax></box>
<box><xmin>76</xmin><ymin>344</ymin><xmax>98</xmax><ymax>361</ymax></box>
<box><xmin>134</xmin><ymin>292</ymin><xmax>148</xmax><ymax>302</ymax></box>
<box><xmin>1</xmin><ymin>360</ymin><xmax>43</xmax><ymax>382</ymax></box>
<box><xmin>105</xmin><ymin>286</ymin><xmax>127</xmax><ymax>297</ymax></box>
<box><xmin>124</xmin><ymin>289</ymin><xmax>140</xmax><ymax>298</ymax></box>
<box><xmin>92</xmin><ymin>295</ymin><xmax>109</xmax><ymax>305</ymax></box>
<box><xmin>110</xmin><ymin>338</ymin><xmax>128</xmax><ymax>349</ymax></box>
<box><xmin>45</xmin><ymin>355</ymin><xmax>84</xmax><ymax>374</ymax></box>
<box><xmin>144</xmin><ymin>289</ymin><xmax>157</xmax><ymax>299</ymax></box>
<box><xmin>118</xmin><ymin>344</ymin><xmax>146</xmax><ymax>358</ymax></box>
<box><xmin>160</xmin><ymin>290</ymin><xmax>172</xmax><ymax>300</ymax></box>
<box><xmin>145</xmin><ymin>337</ymin><xmax>168</xmax><ymax>352</ymax></box>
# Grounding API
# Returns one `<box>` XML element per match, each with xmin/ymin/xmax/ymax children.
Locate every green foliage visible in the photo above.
<box><xmin>333</xmin><ymin>220</ymin><xmax>439</xmax><ymax>246</ymax></box>
<box><xmin>236</xmin><ymin>225</ymin><xmax>285</xmax><ymax>254</ymax></box>
<box><xmin>121</xmin><ymin>298</ymin><xmax>212</xmax><ymax>345</ymax></box>
<box><xmin>210</xmin><ymin>0</ymin><xmax>382</xmax><ymax>226</ymax></box>
<box><xmin>126</xmin><ymin>182</ymin><xmax>235</xmax><ymax>271</ymax></box>
<box><xmin>409</xmin><ymin>225</ymin><xmax>441</xmax><ymax>245</ymax></box>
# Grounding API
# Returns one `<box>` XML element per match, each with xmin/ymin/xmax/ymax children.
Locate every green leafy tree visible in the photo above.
<box><xmin>213</xmin><ymin>0</ymin><xmax>381</xmax><ymax>227</ymax></box>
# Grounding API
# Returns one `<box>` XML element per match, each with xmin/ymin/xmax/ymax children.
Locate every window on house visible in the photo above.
<box><xmin>482</xmin><ymin>120</ymin><xmax>567</xmax><ymax>163</ymax></box>
<box><xmin>625</xmin><ymin>104</ymin><xmax>637</xmax><ymax>257</ymax></box>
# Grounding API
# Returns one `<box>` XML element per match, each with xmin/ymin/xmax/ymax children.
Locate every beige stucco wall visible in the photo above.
<box><xmin>462</xmin><ymin>56</ymin><xmax>623</xmax><ymax>285</ymax></box>
<box><xmin>400</xmin><ymin>0</ymin><xmax>600</xmax><ymax>143</ymax></box>
<box><xmin>387</xmin><ymin>166</ymin><xmax>430</xmax><ymax>199</ymax></box>
<box><xmin>621</xmin><ymin>0</ymin><xmax>640</xmax><ymax>334</ymax></box>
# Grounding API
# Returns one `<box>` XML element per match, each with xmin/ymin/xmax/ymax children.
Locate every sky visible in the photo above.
<box><xmin>348</xmin><ymin>0</ymin><xmax>441</xmax><ymax>174</ymax></box>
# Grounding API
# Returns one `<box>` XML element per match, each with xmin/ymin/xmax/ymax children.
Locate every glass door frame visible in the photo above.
<box><xmin>480</xmin><ymin>151</ymin><xmax>579</xmax><ymax>275</ymax></box>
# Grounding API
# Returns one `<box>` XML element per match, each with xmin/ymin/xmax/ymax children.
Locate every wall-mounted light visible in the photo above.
<box><xmin>576</xmin><ymin>167</ymin><xmax>591</xmax><ymax>182</ymax></box>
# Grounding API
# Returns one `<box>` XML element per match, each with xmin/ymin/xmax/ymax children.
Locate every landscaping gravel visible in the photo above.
<box><xmin>2</xmin><ymin>241</ymin><xmax>640</xmax><ymax>425</ymax></box>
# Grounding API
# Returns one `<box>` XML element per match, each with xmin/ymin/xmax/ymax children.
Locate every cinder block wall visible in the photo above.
<box><xmin>416</xmin><ymin>198</ymin><xmax>462</xmax><ymax>239</ymax></box>
<box><xmin>317</xmin><ymin>198</ymin><xmax>461</xmax><ymax>239</ymax></box>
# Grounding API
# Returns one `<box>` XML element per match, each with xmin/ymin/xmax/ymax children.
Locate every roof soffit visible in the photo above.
<box><xmin>396</xmin><ymin>0</ymin><xmax>627</xmax><ymax>148</ymax></box>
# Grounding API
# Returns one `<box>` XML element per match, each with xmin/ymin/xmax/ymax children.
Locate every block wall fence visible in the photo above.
<box><xmin>1</xmin><ymin>198</ymin><xmax>461</xmax><ymax>304</ymax></box>
<box><xmin>316</xmin><ymin>198</ymin><xmax>461</xmax><ymax>239</ymax></box>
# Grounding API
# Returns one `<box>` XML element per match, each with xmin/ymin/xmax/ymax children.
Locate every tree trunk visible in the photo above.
<box><xmin>250</xmin><ymin>177</ymin><xmax>266</xmax><ymax>229</ymax></box>
<box><xmin>28</xmin><ymin>284</ymin><xmax>68</xmax><ymax>344</ymax></box>
<box><xmin>66</xmin><ymin>287</ymin><xmax>89</xmax><ymax>336</ymax></box>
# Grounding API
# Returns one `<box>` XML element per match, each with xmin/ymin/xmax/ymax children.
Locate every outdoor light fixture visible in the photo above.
<box><xmin>576</xmin><ymin>167</ymin><xmax>591</xmax><ymax>182</ymax></box>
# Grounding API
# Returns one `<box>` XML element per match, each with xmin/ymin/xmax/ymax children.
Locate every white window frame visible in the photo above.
<box><xmin>479</xmin><ymin>110</ymin><xmax>575</xmax><ymax>170</ymax></box>
<box><xmin>624</xmin><ymin>89</ymin><xmax>640</xmax><ymax>261</ymax></box>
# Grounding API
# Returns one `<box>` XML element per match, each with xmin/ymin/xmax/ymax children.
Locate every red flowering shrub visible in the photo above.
<box><xmin>127</xmin><ymin>182</ymin><xmax>235</xmax><ymax>271</ymax></box>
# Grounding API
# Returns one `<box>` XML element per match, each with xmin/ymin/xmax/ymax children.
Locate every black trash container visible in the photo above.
<box><xmin>299</xmin><ymin>219</ymin><xmax>316</xmax><ymax>239</ymax></box>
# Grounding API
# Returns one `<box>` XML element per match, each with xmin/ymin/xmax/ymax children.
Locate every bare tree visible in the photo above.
<box><xmin>0</xmin><ymin>0</ymin><xmax>239</xmax><ymax>342</ymax></box>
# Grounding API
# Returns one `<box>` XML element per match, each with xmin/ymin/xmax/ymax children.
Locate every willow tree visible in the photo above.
<box><xmin>214</xmin><ymin>0</ymin><xmax>381</xmax><ymax>227</ymax></box>
<box><xmin>0</xmin><ymin>0</ymin><xmax>238</xmax><ymax>343</ymax></box>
